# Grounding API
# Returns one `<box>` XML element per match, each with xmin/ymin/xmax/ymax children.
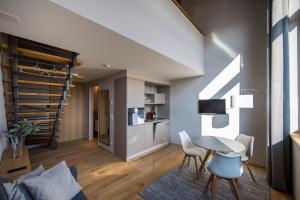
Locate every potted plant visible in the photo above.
<box><xmin>4</xmin><ymin>119</ymin><xmax>38</xmax><ymax>159</ymax></box>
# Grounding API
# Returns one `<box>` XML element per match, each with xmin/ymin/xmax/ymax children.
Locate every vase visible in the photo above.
<box><xmin>10</xmin><ymin>136</ymin><xmax>18</xmax><ymax>159</ymax></box>
<box><xmin>18</xmin><ymin>136</ymin><xmax>25</xmax><ymax>159</ymax></box>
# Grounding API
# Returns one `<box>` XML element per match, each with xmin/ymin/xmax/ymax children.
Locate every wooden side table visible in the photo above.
<box><xmin>0</xmin><ymin>147</ymin><xmax>31</xmax><ymax>181</ymax></box>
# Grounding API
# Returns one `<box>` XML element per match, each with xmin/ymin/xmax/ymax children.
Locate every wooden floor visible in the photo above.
<box><xmin>29</xmin><ymin>139</ymin><xmax>293</xmax><ymax>200</ymax></box>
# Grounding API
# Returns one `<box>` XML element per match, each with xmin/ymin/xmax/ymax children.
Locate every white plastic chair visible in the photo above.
<box><xmin>235</xmin><ymin>133</ymin><xmax>255</xmax><ymax>182</ymax></box>
<box><xmin>178</xmin><ymin>131</ymin><xmax>205</xmax><ymax>179</ymax></box>
<box><xmin>205</xmin><ymin>152</ymin><xmax>243</xmax><ymax>200</ymax></box>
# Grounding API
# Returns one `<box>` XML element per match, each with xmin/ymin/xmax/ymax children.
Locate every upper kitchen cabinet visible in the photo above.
<box><xmin>154</xmin><ymin>93</ymin><xmax>165</xmax><ymax>104</ymax></box>
<box><xmin>145</xmin><ymin>84</ymin><xmax>166</xmax><ymax>105</ymax></box>
<box><xmin>127</xmin><ymin>78</ymin><xmax>145</xmax><ymax>108</ymax></box>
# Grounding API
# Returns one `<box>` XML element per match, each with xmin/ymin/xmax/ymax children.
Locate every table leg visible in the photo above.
<box><xmin>199</xmin><ymin>150</ymin><xmax>212</xmax><ymax>172</ymax></box>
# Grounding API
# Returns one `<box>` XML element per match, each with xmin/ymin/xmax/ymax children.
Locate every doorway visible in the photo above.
<box><xmin>92</xmin><ymin>86</ymin><xmax>99</xmax><ymax>140</ymax></box>
<box><xmin>99</xmin><ymin>90</ymin><xmax>110</xmax><ymax>145</ymax></box>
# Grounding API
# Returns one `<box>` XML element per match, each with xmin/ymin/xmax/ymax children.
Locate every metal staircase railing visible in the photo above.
<box><xmin>50</xmin><ymin>52</ymin><xmax>77</xmax><ymax>149</ymax></box>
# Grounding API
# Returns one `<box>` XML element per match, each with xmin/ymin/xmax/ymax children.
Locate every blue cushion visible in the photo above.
<box><xmin>72</xmin><ymin>191</ymin><xmax>88</xmax><ymax>200</ymax></box>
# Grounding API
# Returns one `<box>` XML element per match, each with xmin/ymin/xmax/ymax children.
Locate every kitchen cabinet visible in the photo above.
<box><xmin>145</xmin><ymin>85</ymin><xmax>157</xmax><ymax>94</ymax></box>
<box><xmin>144</xmin><ymin>123</ymin><xmax>154</xmax><ymax>149</ymax></box>
<box><xmin>127</xmin><ymin>125</ymin><xmax>145</xmax><ymax>157</ymax></box>
<box><xmin>154</xmin><ymin>93</ymin><xmax>165</xmax><ymax>104</ymax></box>
<box><xmin>127</xmin><ymin>120</ymin><xmax>170</xmax><ymax>160</ymax></box>
<box><xmin>144</xmin><ymin>93</ymin><xmax>166</xmax><ymax>105</ymax></box>
<box><xmin>161</xmin><ymin>120</ymin><xmax>170</xmax><ymax>143</ymax></box>
<box><xmin>153</xmin><ymin>120</ymin><xmax>170</xmax><ymax>145</ymax></box>
<box><xmin>127</xmin><ymin>78</ymin><xmax>144</xmax><ymax>108</ymax></box>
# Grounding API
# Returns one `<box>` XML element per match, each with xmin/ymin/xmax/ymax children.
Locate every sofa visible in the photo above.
<box><xmin>0</xmin><ymin>167</ymin><xmax>87</xmax><ymax>200</ymax></box>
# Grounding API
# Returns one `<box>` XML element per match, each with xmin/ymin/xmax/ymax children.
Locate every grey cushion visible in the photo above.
<box><xmin>23</xmin><ymin>161</ymin><xmax>81</xmax><ymax>200</ymax></box>
<box><xmin>16</xmin><ymin>166</ymin><xmax>45</xmax><ymax>184</ymax></box>
<box><xmin>2</xmin><ymin>165</ymin><xmax>45</xmax><ymax>200</ymax></box>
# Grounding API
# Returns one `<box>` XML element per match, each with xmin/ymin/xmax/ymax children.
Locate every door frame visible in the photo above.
<box><xmin>88</xmin><ymin>85</ymin><xmax>98</xmax><ymax>141</ymax></box>
<box><xmin>98</xmin><ymin>89</ymin><xmax>110</xmax><ymax>146</ymax></box>
<box><xmin>88</xmin><ymin>84</ymin><xmax>114</xmax><ymax>153</ymax></box>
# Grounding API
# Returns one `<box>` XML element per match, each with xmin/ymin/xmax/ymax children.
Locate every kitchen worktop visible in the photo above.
<box><xmin>128</xmin><ymin>118</ymin><xmax>169</xmax><ymax>126</ymax></box>
<box><xmin>145</xmin><ymin>118</ymin><xmax>168</xmax><ymax>123</ymax></box>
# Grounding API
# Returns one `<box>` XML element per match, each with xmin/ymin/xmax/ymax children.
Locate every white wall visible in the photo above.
<box><xmin>59</xmin><ymin>86</ymin><xmax>85</xmax><ymax>142</ymax></box>
<box><xmin>170</xmin><ymin>0</ymin><xmax>267</xmax><ymax>166</ymax></box>
<box><xmin>50</xmin><ymin>0</ymin><xmax>205</xmax><ymax>74</ymax></box>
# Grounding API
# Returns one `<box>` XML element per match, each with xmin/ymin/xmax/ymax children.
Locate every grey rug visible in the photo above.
<box><xmin>140</xmin><ymin>164</ymin><xmax>270</xmax><ymax>200</ymax></box>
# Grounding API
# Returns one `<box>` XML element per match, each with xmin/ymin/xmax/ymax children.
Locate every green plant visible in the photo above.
<box><xmin>4</xmin><ymin>119</ymin><xmax>38</xmax><ymax>138</ymax></box>
<box><xmin>4</xmin><ymin>119</ymin><xmax>38</xmax><ymax>158</ymax></box>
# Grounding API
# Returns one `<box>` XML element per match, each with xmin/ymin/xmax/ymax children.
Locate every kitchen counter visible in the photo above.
<box><xmin>128</xmin><ymin>118</ymin><xmax>169</xmax><ymax>126</ymax></box>
<box><xmin>145</xmin><ymin>118</ymin><xmax>168</xmax><ymax>123</ymax></box>
<box><xmin>127</xmin><ymin>118</ymin><xmax>170</xmax><ymax>161</ymax></box>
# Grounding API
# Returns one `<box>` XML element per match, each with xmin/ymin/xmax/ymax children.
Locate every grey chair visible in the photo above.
<box><xmin>205</xmin><ymin>152</ymin><xmax>243</xmax><ymax>200</ymax></box>
<box><xmin>178</xmin><ymin>131</ymin><xmax>205</xmax><ymax>179</ymax></box>
<box><xmin>235</xmin><ymin>133</ymin><xmax>256</xmax><ymax>182</ymax></box>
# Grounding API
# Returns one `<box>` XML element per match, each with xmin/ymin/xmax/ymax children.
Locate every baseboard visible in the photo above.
<box><xmin>126</xmin><ymin>142</ymin><xmax>169</xmax><ymax>161</ymax></box>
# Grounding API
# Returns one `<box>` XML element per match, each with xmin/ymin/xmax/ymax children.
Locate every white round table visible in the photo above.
<box><xmin>192</xmin><ymin>136</ymin><xmax>245</xmax><ymax>172</ymax></box>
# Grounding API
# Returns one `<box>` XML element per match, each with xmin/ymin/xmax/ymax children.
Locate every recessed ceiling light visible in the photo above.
<box><xmin>102</xmin><ymin>64</ymin><xmax>111</xmax><ymax>68</ymax></box>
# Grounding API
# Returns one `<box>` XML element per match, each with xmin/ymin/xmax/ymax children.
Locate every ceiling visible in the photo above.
<box><xmin>0</xmin><ymin>0</ymin><xmax>201</xmax><ymax>83</ymax></box>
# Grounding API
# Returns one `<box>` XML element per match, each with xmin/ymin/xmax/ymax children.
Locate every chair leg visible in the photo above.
<box><xmin>228</xmin><ymin>180</ymin><xmax>234</xmax><ymax>193</ymax></box>
<box><xmin>199</xmin><ymin>150</ymin><xmax>212</xmax><ymax>172</ymax></box>
<box><xmin>199</xmin><ymin>156</ymin><xmax>203</xmax><ymax>164</ymax></box>
<box><xmin>179</xmin><ymin>154</ymin><xmax>187</xmax><ymax>171</ymax></box>
<box><xmin>188</xmin><ymin>156</ymin><xmax>191</xmax><ymax>166</ymax></box>
<box><xmin>199</xmin><ymin>156</ymin><xmax>206</xmax><ymax>172</ymax></box>
<box><xmin>211</xmin><ymin>175</ymin><xmax>217</xmax><ymax>200</ymax></box>
<box><xmin>245</xmin><ymin>162</ymin><xmax>256</xmax><ymax>182</ymax></box>
<box><xmin>193</xmin><ymin>156</ymin><xmax>199</xmax><ymax>179</ymax></box>
<box><xmin>230</xmin><ymin>180</ymin><xmax>240</xmax><ymax>200</ymax></box>
<box><xmin>205</xmin><ymin>174</ymin><xmax>213</xmax><ymax>191</ymax></box>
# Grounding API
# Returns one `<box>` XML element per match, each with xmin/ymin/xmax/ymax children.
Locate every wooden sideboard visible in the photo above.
<box><xmin>0</xmin><ymin>147</ymin><xmax>31</xmax><ymax>181</ymax></box>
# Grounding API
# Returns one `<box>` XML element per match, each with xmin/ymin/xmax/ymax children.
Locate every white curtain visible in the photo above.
<box><xmin>268</xmin><ymin>0</ymin><xmax>299</xmax><ymax>191</ymax></box>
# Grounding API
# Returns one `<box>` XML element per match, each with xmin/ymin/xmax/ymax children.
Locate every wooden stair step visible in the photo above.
<box><xmin>30</xmin><ymin>125</ymin><xmax>56</xmax><ymax>129</ymax></box>
<box><xmin>28</xmin><ymin>136</ymin><xmax>59</xmax><ymax>140</ymax></box>
<box><xmin>4</xmin><ymin>79</ymin><xmax>75</xmax><ymax>87</ymax></box>
<box><xmin>18</xmin><ymin>111</ymin><xmax>58</xmax><ymax>116</ymax></box>
<box><xmin>18</xmin><ymin>116</ymin><xmax>57</xmax><ymax>119</ymax></box>
<box><xmin>8</xmin><ymin>118</ymin><xmax>61</xmax><ymax>124</ymax></box>
<box><xmin>1</xmin><ymin>44</ymin><xmax>82</xmax><ymax>66</ymax></box>
<box><xmin>6</xmin><ymin>102</ymin><xmax>68</xmax><ymax>106</ymax></box>
<box><xmin>30</xmin><ymin>132</ymin><xmax>58</xmax><ymax>136</ymax></box>
<box><xmin>2</xmin><ymin>64</ymin><xmax>84</xmax><ymax>79</ymax></box>
<box><xmin>5</xmin><ymin>92</ymin><xmax>71</xmax><ymax>97</ymax></box>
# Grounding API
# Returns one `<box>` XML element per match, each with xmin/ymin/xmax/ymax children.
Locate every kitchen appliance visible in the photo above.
<box><xmin>128</xmin><ymin>107</ymin><xmax>145</xmax><ymax>125</ymax></box>
<box><xmin>146</xmin><ymin>112</ymin><xmax>154</xmax><ymax>120</ymax></box>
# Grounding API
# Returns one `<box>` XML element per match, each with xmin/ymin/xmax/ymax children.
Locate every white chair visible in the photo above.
<box><xmin>205</xmin><ymin>152</ymin><xmax>243</xmax><ymax>200</ymax></box>
<box><xmin>235</xmin><ymin>133</ymin><xmax>256</xmax><ymax>182</ymax></box>
<box><xmin>178</xmin><ymin>131</ymin><xmax>205</xmax><ymax>179</ymax></box>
